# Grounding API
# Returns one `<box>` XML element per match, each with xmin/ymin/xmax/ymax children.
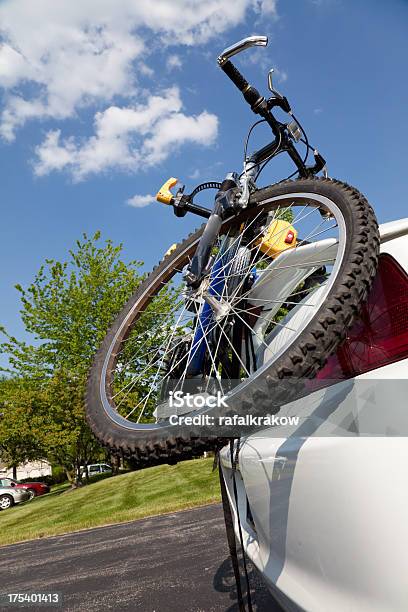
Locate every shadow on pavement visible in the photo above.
<box><xmin>213</xmin><ymin>556</ymin><xmax>283</xmax><ymax>611</ymax></box>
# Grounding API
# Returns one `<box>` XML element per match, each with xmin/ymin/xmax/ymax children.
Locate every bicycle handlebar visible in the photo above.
<box><xmin>219</xmin><ymin>59</ymin><xmax>247</xmax><ymax>91</ymax></box>
<box><xmin>217</xmin><ymin>36</ymin><xmax>317</xmax><ymax>178</ymax></box>
<box><xmin>217</xmin><ymin>35</ymin><xmax>268</xmax><ymax>65</ymax></box>
<box><xmin>220</xmin><ymin>60</ymin><xmax>264</xmax><ymax>111</ymax></box>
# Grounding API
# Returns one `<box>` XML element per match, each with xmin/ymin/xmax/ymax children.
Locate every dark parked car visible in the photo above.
<box><xmin>0</xmin><ymin>478</ymin><xmax>50</xmax><ymax>500</ymax></box>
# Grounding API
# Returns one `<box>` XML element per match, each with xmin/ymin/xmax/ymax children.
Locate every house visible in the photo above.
<box><xmin>0</xmin><ymin>460</ymin><xmax>52</xmax><ymax>480</ymax></box>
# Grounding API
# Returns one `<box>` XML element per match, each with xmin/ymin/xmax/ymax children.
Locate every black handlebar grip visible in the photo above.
<box><xmin>221</xmin><ymin>60</ymin><xmax>263</xmax><ymax>111</ymax></box>
<box><xmin>243</xmin><ymin>85</ymin><xmax>262</xmax><ymax>108</ymax></box>
<box><xmin>220</xmin><ymin>60</ymin><xmax>248</xmax><ymax>92</ymax></box>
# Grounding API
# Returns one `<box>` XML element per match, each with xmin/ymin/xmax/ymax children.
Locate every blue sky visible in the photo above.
<box><xmin>1</xmin><ymin>0</ymin><xmax>408</xmax><ymax>365</ymax></box>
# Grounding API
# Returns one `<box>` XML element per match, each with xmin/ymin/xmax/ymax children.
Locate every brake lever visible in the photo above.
<box><xmin>156</xmin><ymin>178</ymin><xmax>211</xmax><ymax>219</ymax></box>
<box><xmin>267</xmin><ymin>96</ymin><xmax>291</xmax><ymax>114</ymax></box>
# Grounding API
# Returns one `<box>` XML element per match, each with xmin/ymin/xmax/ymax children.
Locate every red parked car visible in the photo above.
<box><xmin>0</xmin><ymin>478</ymin><xmax>50</xmax><ymax>500</ymax></box>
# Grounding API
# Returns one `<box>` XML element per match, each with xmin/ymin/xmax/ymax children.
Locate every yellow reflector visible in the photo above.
<box><xmin>256</xmin><ymin>219</ymin><xmax>297</xmax><ymax>258</ymax></box>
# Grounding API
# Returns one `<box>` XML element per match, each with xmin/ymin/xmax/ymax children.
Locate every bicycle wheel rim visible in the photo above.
<box><xmin>98</xmin><ymin>190</ymin><xmax>347</xmax><ymax>432</ymax></box>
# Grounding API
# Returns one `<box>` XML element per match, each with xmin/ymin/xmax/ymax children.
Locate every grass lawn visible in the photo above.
<box><xmin>0</xmin><ymin>457</ymin><xmax>221</xmax><ymax>547</ymax></box>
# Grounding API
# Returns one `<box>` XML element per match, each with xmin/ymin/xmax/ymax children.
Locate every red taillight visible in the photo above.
<box><xmin>315</xmin><ymin>253</ymin><xmax>408</xmax><ymax>382</ymax></box>
<box><xmin>285</xmin><ymin>230</ymin><xmax>295</xmax><ymax>244</ymax></box>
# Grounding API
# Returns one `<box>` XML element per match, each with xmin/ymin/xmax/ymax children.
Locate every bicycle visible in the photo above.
<box><xmin>86</xmin><ymin>36</ymin><xmax>379</xmax><ymax>462</ymax></box>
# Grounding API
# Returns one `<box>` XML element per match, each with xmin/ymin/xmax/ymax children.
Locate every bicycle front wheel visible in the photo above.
<box><xmin>86</xmin><ymin>178</ymin><xmax>379</xmax><ymax>462</ymax></box>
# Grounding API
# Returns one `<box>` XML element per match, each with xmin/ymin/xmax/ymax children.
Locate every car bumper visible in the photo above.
<box><xmin>13</xmin><ymin>490</ymin><xmax>30</xmax><ymax>503</ymax></box>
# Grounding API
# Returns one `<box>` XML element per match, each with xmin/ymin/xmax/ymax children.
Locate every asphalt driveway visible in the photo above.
<box><xmin>0</xmin><ymin>503</ymin><xmax>281</xmax><ymax>611</ymax></box>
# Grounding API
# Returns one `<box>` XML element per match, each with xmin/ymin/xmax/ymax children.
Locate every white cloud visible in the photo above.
<box><xmin>0</xmin><ymin>21</ymin><xmax>143</xmax><ymax>140</ymax></box>
<box><xmin>142</xmin><ymin>110</ymin><xmax>218</xmax><ymax>166</ymax></box>
<box><xmin>189</xmin><ymin>169</ymin><xmax>200</xmax><ymax>180</ymax></box>
<box><xmin>272</xmin><ymin>66</ymin><xmax>288</xmax><ymax>83</ymax></box>
<box><xmin>34</xmin><ymin>87</ymin><xmax>218</xmax><ymax>179</ymax></box>
<box><xmin>138</xmin><ymin>62</ymin><xmax>155</xmax><ymax>78</ymax></box>
<box><xmin>166</xmin><ymin>55</ymin><xmax>183</xmax><ymax>71</ymax></box>
<box><xmin>126</xmin><ymin>194</ymin><xmax>157</xmax><ymax>208</ymax></box>
<box><xmin>251</xmin><ymin>0</ymin><xmax>278</xmax><ymax>16</ymax></box>
<box><xmin>0</xmin><ymin>0</ymin><xmax>277</xmax><ymax>176</ymax></box>
<box><xmin>241</xmin><ymin>49</ymin><xmax>287</xmax><ymax>84</ymax></box>
<box><xmin>0</xmin><ymin>0</ymin><xmax>277</xmax><ymax>137</ymax></box>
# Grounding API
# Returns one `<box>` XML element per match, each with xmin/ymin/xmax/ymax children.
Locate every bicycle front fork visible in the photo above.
<box><xmin>185</xmin><ymin>173</ymin><xmax>240</xmax><ymax>289</ymax></box>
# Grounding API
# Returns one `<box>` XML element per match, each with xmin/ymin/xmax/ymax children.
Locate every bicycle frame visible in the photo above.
<box><xmin>161</xmin><ymin>35</ymin><xmax>329</xmax><ymax>378</ymax></box>
<box><xmin>187</xmin><ymin>158</ymin><xmax>261</xmax><ymax>377</ymax></box>
<box><xmin>187</xmin><ymin>252</ymin><xmax>231</xmax><ymax>376</ymax></box>
<box><xmin>184</xmin><ymin>119</ymin><xmax>305</xmax><ymax>375</ymax></box>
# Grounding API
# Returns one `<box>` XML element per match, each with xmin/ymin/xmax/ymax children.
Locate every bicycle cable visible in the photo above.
<box><xmin>240</xmin><ymin>124</ymin><xmax>283</xmax><ymax>183</ymax></box>
<box><xmin>189</xmin><ymin>181</ymin><xmax>222</xmax><ymax>201</ymax></box>
<box><xmin>243</xmin><ymin>119</ymin><xmax>266</xmax><ymax>164</ymax></box>
<box><xmin>256</xmin><ymin>111</ymin><xmax>319</xmax><ymax>183</ymax></box>
<box><xmin>290</xmin><ymin>111</ymin><xmax>310</xmax><ymax>165</ymax></box>
<box><xmin>239</xmin><ymin>119</ymin><xmax>267</xmax><ymax>181</ymax></box>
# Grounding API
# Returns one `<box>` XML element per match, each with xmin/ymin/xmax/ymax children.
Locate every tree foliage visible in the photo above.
<box><xmin>2</xmin><ymin>232</ymin><xmax>145</xmax><ymax>377</ymax></box>
<box><xmin>0</xmin><ymin>232</ymin><xmax>174</xmax><ymax>481</ymax></box>
<box><xmin>0</xmin><ymin>377</ymin><xmax>45</xmax><ymax>470</ymax></box>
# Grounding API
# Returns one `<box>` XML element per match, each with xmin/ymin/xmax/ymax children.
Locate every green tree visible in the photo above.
<box><xmin>0</xmin><ymin>232</ymin><xmax>176</xmax><ymax>483</ymax></box>
<box><xmin>0</xmin><ymin>377</ymin><xmax>45</xmax><ymax>478</ymax></box>
<box><xmin>3</xmin><ymin>232</ymin><xmax>145</xmax><ymax>376</ymax></box>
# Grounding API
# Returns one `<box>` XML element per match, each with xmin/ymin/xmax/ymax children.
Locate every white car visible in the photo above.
<box><xmin>80</xmin><ymin>463</ymin><xmax>112</xmax><ymax>478</ymax></box>
<box><xmin>220</xmin><ymin>218</ymin><xmax>408</xmax><ymax>611</ymax></box>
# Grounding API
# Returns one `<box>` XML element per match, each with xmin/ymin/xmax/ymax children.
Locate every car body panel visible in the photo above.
<box><xmin>220</xmin><ymin>218</ymin><xmax>408</xmax><ymax>611</ymax></box>
<box><xmin>0</xmin><ymin>478</ymin><xmax>50</xmax><ymax>496</ymax></box>
<box><xmin>0</xmin><ymin>485</ymin><xmax>30</xmax><ymax>505</ymax></box>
